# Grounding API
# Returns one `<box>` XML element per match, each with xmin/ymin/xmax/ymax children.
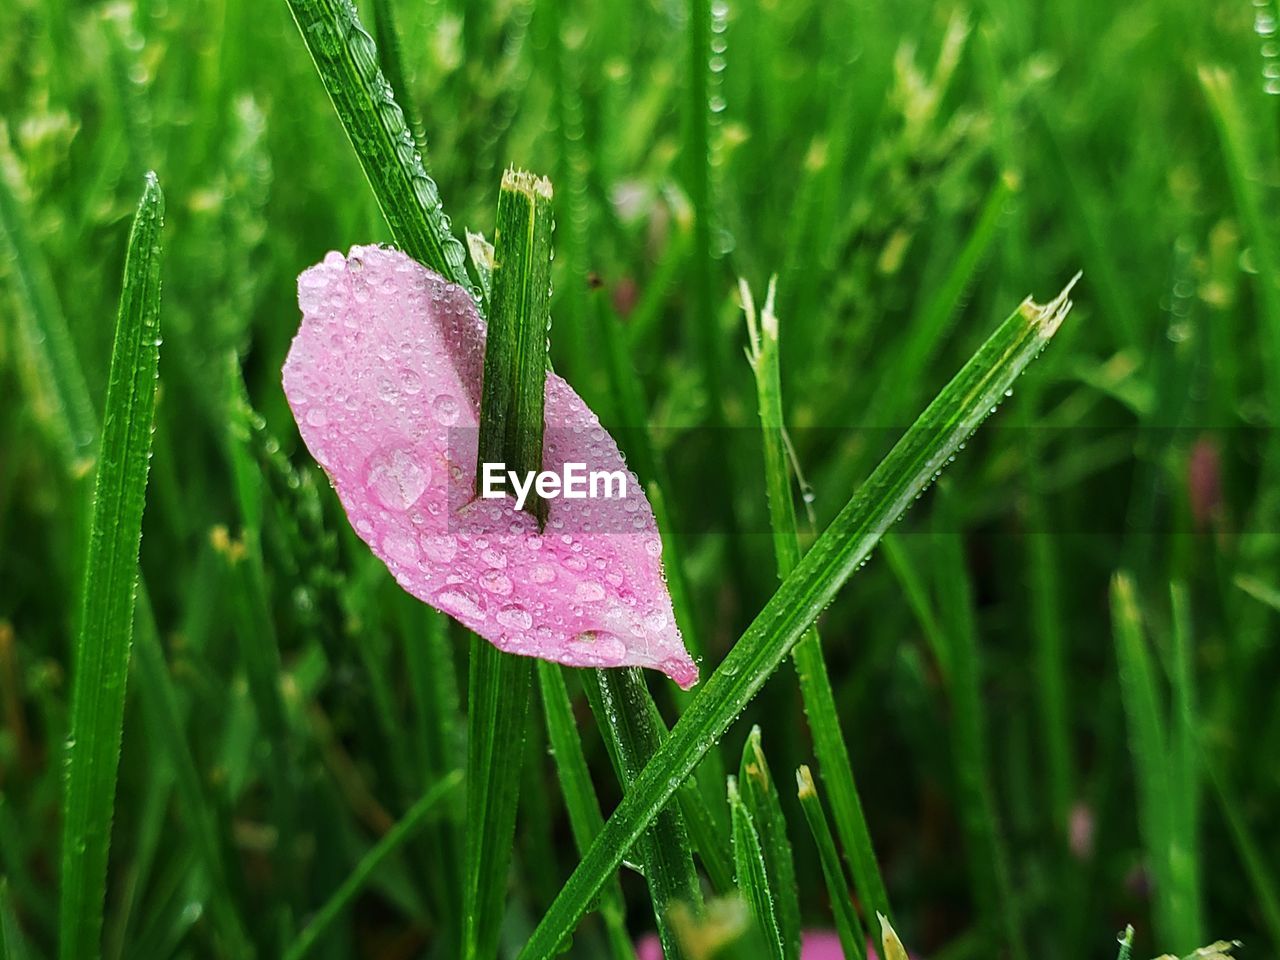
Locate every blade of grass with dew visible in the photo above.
<box><xmin>741</xmin><ymin>276</ymin><xmax>892</xmax><ymax>924</ymax></box>
<box><xmin>536</xmin><ymin>664</ymin><xmax>637</xmax><ymax>960</ymax></box>
<box><xmin>580</xmin><ymin>668</ymin><xmax>702</xmax><ymax>959</ymax></box>
<box><xmin>517</xmin><ymin>279</ymin><xmax>1079</xmax><ymax>958</ymax></box>
<box><xmin>1110</xmin><ymin>572</ymin><xmax>1179</xmax><ymax>949</ymax></box>
<box><xmin>737</xmin><ymin>728</ymin><xmax>800</xmax><ymax>960</ymax></box>
<box><xmin>283</xmin><ymin>770</ymin><xmax>462</xmax><ymax>960</ymax></box>
<box><xmin>684</xmin><ymin>0</ymin><xmax>723</xmax><ymax>424</ymax></box>
<box><xmin>796</xmin><ymin>766</ymin><xmax>865</xmax><ymax>960</ymax></box>
<box><xmin>463</xmin><ymin>169</ymin><xmax>550</xmax><ymax>960</ymax></box>
<box><xmin>369</xmin><ymin>0</ymin><xmax>425</xmax><ymax>152</ymax></box>
<box><xmin>282</xmin><ymin>0</ymin><xmax>474</xmax><ymax>292</ymax></box>
<box><xmin>58</xmin><ymin>173</ymin><xmax>164</xmax><ymax>960</ymax></box>
<box><xmin>547</xmin><ymin>0</ymin><xmax>591</xmax><ymax>376</ymax></box>
<box><xmin>931</xmin><ymin>487</ymin><xmax>1025</xmax><ymax>960</ymax></box>
<box><xmin>0</xmin><ymin>130</ymin><xmax>97</xmax><ymax>475</ymax></box>
<box><xmin>727</xmin><ymin>775</ymin><xmax>786</xmax><ymax>960</ymax></box>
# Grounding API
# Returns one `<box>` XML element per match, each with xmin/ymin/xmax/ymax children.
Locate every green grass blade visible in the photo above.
<box><xmin>930</xmin><ymin>496</ymin><xmax>1025</xmax><ymax>960</ymax></box>
<box><xmin>728</xmin><ymin>775</ymin><xmax>786</xmax><ymax>960</ymax></box>
<box><xmin>477</xmin><ymin>169</ymin><xmax>554</xmax><ymax>524</ymax></box>
<box><xmin>581</xmin><ymin>669</ymin><xmax>702</xmax><ymax>959</ymax></box>
<box><xmin>223</xmin><ymin>365</ymin><xmax>303</xmax><ymax>931</ymax></box>
<box><xmin>0</xmin><ymin>130</ymin><xmax>97</xmax><ymax>473</ymax></box>
<box><xmin>1199</xmin><ymin>66</ymin><xmax>1280</xmax><ymax>395</ymax></box>
<box><xmin>132</xmin><ymin>597</ymin><xmax>255</xmax><ymax>958</ymax></box>
<box><xmin>283</xmin><ymin>771</ymin><xmax>462</xmax><ymax>960</ymax></box>
<box><xmin>536</xmin><ymin>664</ymin><xmax>637</xmax><ymax>960</ymax></box>
<box><xmin>737</xmin><ymin>728</ymin><xmax>800</xmax><ymax>960</ymax></box>
<box><xmin>741</xmin><ymin>277</ymin><xmax>892</xmax><ymax>925</ymax></box>
<box><xmin>1110</xmin><ymin>572</ymin><xmax>1177</xmax><ymax>948</ymax></box>
<box><xmin>684</xmin><ymin>0</ymin><xmax>722</xmax><ymax>421</ymax></box>
<box><xmin>282</xmin><ymin>0</ymin><xmax>474</xmax><ymax>291</ymax></box>
<box><xmin>1</xmin><ymin>879</ymin><xmax>32</xmax><ymax>960</ymax></box>
<box><xmin>465</xmin><ymin>637</ymin><xmax>532</xmax><ymax>960</ymax></box>
<box><xmin>1235</xmin><ymin>573</ymin><xmax>1280</xmax><ymax>613</ymax></box>
<box><xmin>796</xmin><ymin>766</ymin><xmax>865</xmax><ymax>960</ymax></box>
<box><xmin>1167</xmin><ymin>583</ymin><xmax>1203</xmax><ymax>945</ymax></box>
<box><xmin>463</xmin><ymin>169</ymin><xmax>552</xmax><ymax>960</ymax></box>
<box><xmin>368</xmin><ymin>0</ymin><xmax>425</xmax><ymax>152</ymax></box>
<box><xmin>1207</xmin><ymin>758</ymin><xmax>1280</xmax><ymax>950</ymax></box>
<box><xmin>58</xmin><ymin>173</ymin><xmax>164</xmax><ymax>960</ymax></box>
<box><xmin>517</xmin><ymin>280</ymin><xmax>1078</xmax><ymax>958</ymax></box>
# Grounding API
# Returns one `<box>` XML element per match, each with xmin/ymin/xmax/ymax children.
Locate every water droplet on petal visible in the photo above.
<box><xmin>496</xmin><ymin>605</ymin><xmax>534</xmax><ymax>631</ymax></box>
<box><xmin>433</xmin><ymin>394</ymin><xmax>460</xmax><ymax>425</ymax></box>
<box><xmin>366</xmin><ymin>447</ymin><xmax>428</xmax><ymax>510</ymax></box>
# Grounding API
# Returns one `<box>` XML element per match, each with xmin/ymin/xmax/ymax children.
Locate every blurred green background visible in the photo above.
<box><xmin>2</xmin><ymin>0</ymin><xmax>1279</xmax><ymax>957</ymax></box>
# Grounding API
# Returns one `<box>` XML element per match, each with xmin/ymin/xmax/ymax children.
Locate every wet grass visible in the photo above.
<box><xmin>1</xmin><ymin>0</ymin><xmax>1279</xmax><ymax>957</ymax></box>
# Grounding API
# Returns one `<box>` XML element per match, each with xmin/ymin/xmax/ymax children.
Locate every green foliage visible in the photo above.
<box><xmin>59</xmin><ymin>174</ymin><xmax>165</xmax><ymax>960</ymax></box>
<box><xmin>3</xmin><ymin>0</ymin><xmax>1278</xmax><ymax>956</ymax></box>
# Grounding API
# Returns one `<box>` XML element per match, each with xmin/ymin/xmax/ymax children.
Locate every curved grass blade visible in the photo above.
<box><xmin>517</xmin><ymin>278</ymin><xmax>1079</xmax><ymax>958</ymax></box>
<box><xmin>737</xmin><ymin>728</ymin><xmax>799</xmax><ymax>960</ymax></box>
<box><xmin>741</xmin><ymin>277</ymin><xmax>891</xmax><ymax>925</ymax></box>
<box><xmin>283</xmin><ymin>771</ymin><xmax>462</xmax><ymax>960</ymax></box>
<box><xmin>282</xmin><ymin>0</ymin><xmax>474</xmax><ymax>293</ymax></box>
<box><xmin>797</xmin><ymin>766</ymin><xmax>865</xmax><ymax>960</ymax></box>
<box><xmin>463</xmin><ymin>169</ymin><xmax>550</xmax><ymax>960</ymax></box>
<box><xmin>727</xmin><ymin>776</ymin><xmax>785</xmax><ymax>960</ymax></box>
<box><xmin>58</xmin><ymin>173</ymin><xmax>164</xmax><ymax>960</ymax></box>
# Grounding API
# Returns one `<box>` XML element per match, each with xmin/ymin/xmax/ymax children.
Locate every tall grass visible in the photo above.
<box><xmin>59</xmin><ymin>174</ymin><xmax>165</xmax><ymax>960</ymax></box>
<box><xmin>2</xmin><ymin>0</ymin><xmax>1278</xmax><ymax>957</ymax></box>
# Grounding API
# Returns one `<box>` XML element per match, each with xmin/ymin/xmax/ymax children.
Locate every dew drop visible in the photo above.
<box><xmin>400</xmin><ymin>368</ymin><xmax>423</xmax><ymax>395</ymax></box>
<box><xmin>496</xmin><ymin>605</ymin><xmax>534</xmax><ymax>631</ymax></box>
<box><xmin>366</xmin><ymin>447</ymin><xmax>428</xmax><ymax>510</ymax></box>
<box><xmin>433</xmin><ymin>394</ymin><xmax>461</xmax><ymax>425</ymax></box>
<box><xmin>421</xmin><ymin>534</ymin><xmax>458</xmax><ymax>563</ymax></box>
<box><xmin>575</xmin><ymin>582</ymin><xmax>606</xmax><ymax>602</ymax></box>
<box><xmin>436</xmin><ymin>588</ymin><xmax>486</xmax><ymax>621</ymax></box>
<box><xmin>480</xmin><ymin>570</ymin><xmax>514</xmax><ymax>595</ymax></box>
<box><xmin>382</xmin><ymin>531</ymin><xmax>420</xmax><ymax>566</ymax></box>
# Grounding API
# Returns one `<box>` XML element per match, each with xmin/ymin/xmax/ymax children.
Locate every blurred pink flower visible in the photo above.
<box><xmin>636</xmin><ymin>930</ymin><xmax>869</xmax><ymax>960</ymax></box>
<box><xmin>283</xmin><ymin>245</ymin><xmax>696</xmax><ymax>687</ymax></box>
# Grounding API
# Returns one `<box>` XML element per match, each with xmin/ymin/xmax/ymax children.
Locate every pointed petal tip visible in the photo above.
<box><xmin>665</xmin><ymin>654</ymin><xmax>699</xmax><ymax>690</ymax></box>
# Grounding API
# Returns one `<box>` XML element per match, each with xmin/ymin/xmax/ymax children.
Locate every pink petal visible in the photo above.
<box><xmin>282</xmin><ymin>245</ymin><xmax>697</xmax><ymax>688</ymax></box>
